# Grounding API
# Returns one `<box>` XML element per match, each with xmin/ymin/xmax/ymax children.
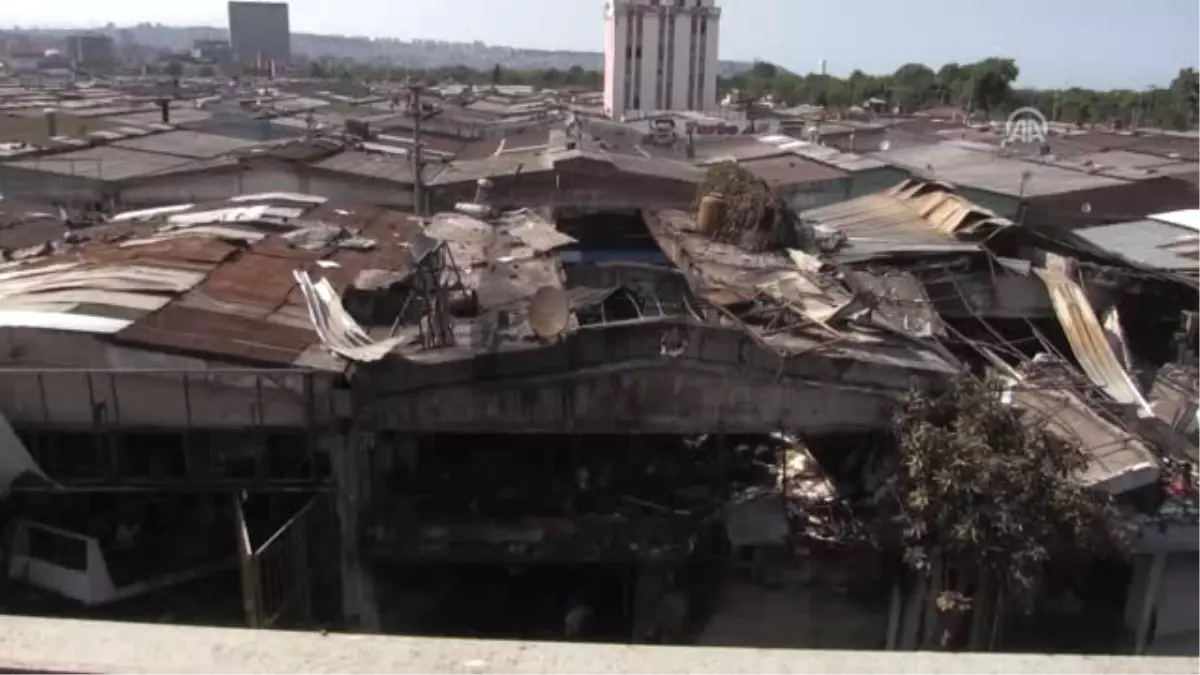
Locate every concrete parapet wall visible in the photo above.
<box><xmin>358</xmin><ymin>320</ymin><xmax>951</xmax><ymax>433</ymax></box>
<box><xmin>0</xmin><ymin>616</ymin><xmax>1194</xmax><ymax>674</ymax></box>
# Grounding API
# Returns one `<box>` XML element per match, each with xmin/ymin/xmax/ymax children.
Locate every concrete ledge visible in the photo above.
<box><xmin>0</xmin><ymin>616</ymin><xmax>1195</xmax><ymax>674</ymax></box>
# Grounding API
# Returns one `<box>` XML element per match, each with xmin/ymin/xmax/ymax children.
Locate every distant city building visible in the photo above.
<box><xmin>64</xmin><ymin>34</ymin><xmax>116</xmax><ymax>71</ymax></box>
<box><xmin>194</xmin><ymin>39</ymin><xmax>235</xmax><ymax>72</ymax></box>
<box><xmin>4</xmin><ymin>50</ymin><xmax>45</xmax><ymax>75</ymax></box>
<box><xmin>228</xmin><ymin>1</ymin><xmax>291</xmax><ymax>69</ymax></box>
<box><xmin>603</xmin><ymin>0</ymin><xmax>721</xmax><ymax>120</ymax></box>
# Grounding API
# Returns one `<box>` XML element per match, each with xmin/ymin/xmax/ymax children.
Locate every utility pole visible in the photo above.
<box><xmin>410</xmin><ymin>80</ymin><xmax>425</xmax><ymax>216</ymax></box>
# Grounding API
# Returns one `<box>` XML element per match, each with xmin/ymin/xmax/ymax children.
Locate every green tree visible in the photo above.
<box><xmin>825</xmin><ymin>78</ymin><xmax>852</xmax><ymax>110</ymax></box>
<box><xmin>1170</xmin><ymin>67</ymin><xmax>1199</xmax><ymax>127</ymax></box>
<box><xmin>540</xmin><ymin>67</ymin><xmax>563</xmax><ymax>88</ymax></box>
<box><xmin>933</xmin><ymin>62</ymin><xmax>970</xmax><ymax>106</ymax></box>
<box><xmin>892</xmin><ymin>378</ymin><xmax>1131</xmax><ymax>647</ymax></box>
<box><xmin>892</xmin><ymin>62</ymin><xmax>937</xmax><ymax>112</ymax></box>
<box><xmin>750</xmin><ymin>60</ymin><xmax>779</xmax><ymax>80</ymax></box>
<box><xmin>967</xmin><ymin>58</ymin><xmax>1019</xmax><ymax>114</ymax></box>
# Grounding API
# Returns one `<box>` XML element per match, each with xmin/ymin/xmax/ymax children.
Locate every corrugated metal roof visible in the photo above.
<box><xmin>1035</xmin><ymin>267</ymin><xmax>1153</xmax><ymax>414</ymax></box>
<box><xmin>198</xmin><ymin>251</ymin><xmax>306</xmax><ymax>308</ymax></box>
<box><xmin>693</xmin><ymin>137</ymin><xmax>787</xmax><ymax>165</ymax></box>
<box><xmin>104</xmin><ymin>108</ymin><xmax>213</xmax><ymax>127</ymax></box>
<box><xmin>311</xmin><ymin>150</ymin><xmax>420</xmax><ymax>184</ymax></box>
<box><xmin>799</xmin><ymin>179</ymin><xmax>1010</xmax><ymax>262</ymax></box>
<box><xmin>3</xmin><ymin>146</ymin><xmax>193</xmax><ymax>181</ymax></box>
<box><xmin>426</xmin><ymin>149</ymin><xmax>553</xmax><ymax>186</ymax></box>
<box><xmin>167</xmin><ymin>205</ymin><xmax>272</xmax><ymax>226</ymax></box>
<box><xmin>112</xmin><ymin>130</ymin><xmax>266</xmax><ymax>159</ymax></box>
<box><xmin>580</xmin><ymin>150</ymin><xmax>704</xmax><ymax>183</ymax></box>
<box><xmin>112</xmin><ymin>303</ymin><xmax>315</xmax><ymax>366</ymax></box>
<box><xmin>0</xmin><ymin>310</ymin><xmax>132</xmax><ymax>333</ymax></box>
<box><xmin>738</xmin><ymin>155</ymin><xmax>849</xmax><ymax>187</ymax></box>
<box><xmin>0</xmin><ymin>264</ymin><xmax>206</xmax><ymax>300</ymax></box>
<box><xmin>1009</xmin><ymin>383</ymin><xmax>1159</xmax><ymax>493</ymax></box>
<box><xmin>1074</xmin><ymin>219</ymin><xmax>1199</xmax><ymax>273</ymax></box>
<box><xmin>1150</xmin><ymin>209</ymin><xmax>1200</xmax><ymax>233</ymax></box>
<box><xmin>229</xmin><ymin>192</ymin><xmax>328</xmax><ymax>205</ymax></box>
<box><xmin>293</xmin><ymin>270</ymin><xmax>402</xmax><ymax>363</ymax></box>
<box><xmin>110</xmin><ymin>203</ymin><xmax>196</xmax><ymax>223</ymax></box>
<box><xmin>871</xmin><ymin>141</ymin><xmax>1131</xmax><ymax>197</ymax></box>
<box><xmin>786</xmin><ymin>142</ymin><xmax>887</xmax><ymax>172</ymax></box>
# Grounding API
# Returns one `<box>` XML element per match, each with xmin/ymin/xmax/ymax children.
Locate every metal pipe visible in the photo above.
<box><xmin>411</xmin><ymin>82</ymin><xmax>425</xmax><ymax>216</ymax></box>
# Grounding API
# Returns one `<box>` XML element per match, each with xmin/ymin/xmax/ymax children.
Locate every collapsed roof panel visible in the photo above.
<box><xmin>112</xmin><ymin>302</ymin><xmax>316</xmax><ymax>367</ymax></box>
<box><xmin>797</xmin><ymin>179</ymin><xmax>1010</xmax><ymax>263</ymax></box>
<box><xmin>1007</xmin><ymin>382</ymin><xmax>1160</xmax><ymax>494</ymax></box>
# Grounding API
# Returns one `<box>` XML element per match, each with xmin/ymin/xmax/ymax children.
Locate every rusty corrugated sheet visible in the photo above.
<box><xmin>85</xmin><ymin>236</ymin><xmax>239</xmax><ymax>271</ymax></box>
<box><xmin>805</xmin><ymin>179</ymin><xmax>1012</xmax><ymax>251</ymax></box>
<box><xmin>200</xmin><ymin>251</ymin><xmax>305</xmax><ymax>308</ymax></box>
<box><xmin>112</xmin><ymin>304</ymin><xmax>315</xmax><ymax>366</ymax></box>
<box><xmin>1034</xmin><ymin>267</ymin><xmax>1152</xmax><ymax>414</ymax></box>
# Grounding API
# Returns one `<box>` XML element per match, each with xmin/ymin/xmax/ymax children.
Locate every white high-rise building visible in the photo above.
<box><xmin>603</xmin><ymin>0</ymin><xmax>721</xmax><ymax>120</ymax></box>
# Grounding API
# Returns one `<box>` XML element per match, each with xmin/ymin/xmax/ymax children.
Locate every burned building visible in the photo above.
<box><xmin>0</xmin><ymin>169</ymin><xmax>1192</xmax><ymax>655</ymax></box>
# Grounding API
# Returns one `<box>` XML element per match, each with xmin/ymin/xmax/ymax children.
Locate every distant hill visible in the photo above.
<box><xmin>9</xmin><ymin>24</ymin><xmax>755</xmax><ymax>76</ymax></box>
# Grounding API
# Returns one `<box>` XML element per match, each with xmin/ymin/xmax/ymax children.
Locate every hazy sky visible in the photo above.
<box><xmin>9</xmin><ymin>0</ymin><xmax>1199</xmax><ymax>89</ymax></box>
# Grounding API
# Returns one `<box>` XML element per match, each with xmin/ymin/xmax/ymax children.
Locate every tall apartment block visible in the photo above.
<box><xmin>228</xmin><ymin>1</ymin><xmax>291</xmax><ymax>69</ymax></box>
<box><xmin>603</xmin><ymin>0</ymin><xmax>721</xmax><ymax>120</ymax></box>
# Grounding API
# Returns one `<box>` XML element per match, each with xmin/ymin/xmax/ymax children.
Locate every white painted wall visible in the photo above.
<box><xmin>669</xmin><ymin>11</ymin><xmax>690</xmax><ymax>111</ymax></box>
<box><xmin>604</xmin><ymin>0</ymin><xmax>721</xmax><ymax>119</ymax></box>
<box><xmin>603</xmin><ymin>3</ymin><xmax>624</xmax><ymax>118</ymax></box>
<box><xmin>702</xmin><ymin>12</ymin><xmax>719</xmax><ymax>111</ymax></box>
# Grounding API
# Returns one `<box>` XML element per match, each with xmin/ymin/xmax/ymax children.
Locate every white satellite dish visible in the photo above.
<box><xmin>878</xmin><ymin>140</ymin><xmax>891</xmax><ymax>152</ymax></box>
<box><xmin>1081</xmin><ymin>202</ymin><xmax>1092</xmax><ymax>214</ymax></box>
<box><xmin>528</xmin><ymin>286</ymin><xmax>570</xmax><ymax>341</ymax></box>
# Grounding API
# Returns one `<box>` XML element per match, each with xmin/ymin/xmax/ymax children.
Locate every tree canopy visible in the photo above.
<box><xmin>304</xmin><ymin>56</ymin><xmax>1199</xmax><ymax>130</ymax></box>
<box><xmin>719</xmin><ymin>58</ymin><xmax>1199</xmax><ymax>130</ymax></box>
<box><xmin>891</xmin><ymin>377</ymin><xmax>1132</xmax><ymax>612</ymax></box>
<box><xmin>306</xmin><ymin>60</ymin><xmax>603</xmax><ymax>90</ymax></box>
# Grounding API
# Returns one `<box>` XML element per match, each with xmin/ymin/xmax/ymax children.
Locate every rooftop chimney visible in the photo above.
<box><xmin>158</xmin><ymin>99</ymin><xmax>170</xmax><ymax>125</ymax></box>
<box><xmin>44</xmin><ymin>108</ymin><xmax>57</xmax><ymax>138</ymax></box>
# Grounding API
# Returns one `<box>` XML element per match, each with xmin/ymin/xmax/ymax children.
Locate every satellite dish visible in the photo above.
<box><xmin>528</xmin><ymin>286</ymin><xmax>570</xmax><ymax>341</ymax></box>
<box><xmin>1081</xmin><ymin>202</ymin><xmax>1092</xmax><ymax>214</ymax></box>
<box><xmin>878</xmin><ymin>140</ymin><xmax>891</xmax><ymax>152</ymax></box>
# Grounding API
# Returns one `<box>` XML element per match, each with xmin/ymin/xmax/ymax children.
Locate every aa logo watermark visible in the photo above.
<box><xmin>1005</xmin><ymin>107</ymin><xmax>1048</xmax><ymax>144</ymax></box>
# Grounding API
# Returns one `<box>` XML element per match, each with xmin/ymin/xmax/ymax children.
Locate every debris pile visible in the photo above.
<box><xmin>696</xmin><ymin>163</ymin><xmax>798</xmax><ymax>252</ymax></box>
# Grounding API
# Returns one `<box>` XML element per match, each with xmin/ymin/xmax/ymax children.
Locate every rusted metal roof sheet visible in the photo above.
<box><xmin>102</xmin><ymin>236</ymin><xmax>239</xmax><ymax>270</ymax></box>
<box><xmin>198</xmin><ymin>251</ymin><xmax>305</xmax><ymax>308</ymax></box>
<box><xmin>321</xmin><ymin>245</ymin><xmax>415</xmax><ymax>295</ymax></box>
<box><xmin>1034</xmin><ymin>267</ymin><xmax>1153</xmax><ymax>414</ymax></box>
<box><xmin>112</xmin><ymin>303</ymin><xmax>315</xmax><ymax>366</ymax></box>
<box><xmin>799</xmin><ymin>179</ymin><xmax>1010</xmax><ymax>262</ymax></box>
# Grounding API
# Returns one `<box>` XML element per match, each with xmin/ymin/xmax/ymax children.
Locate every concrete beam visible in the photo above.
<box><xmin>369</xmin><ymin>361</ymin><xmax>893</xmax><ymax>434</ymax></box>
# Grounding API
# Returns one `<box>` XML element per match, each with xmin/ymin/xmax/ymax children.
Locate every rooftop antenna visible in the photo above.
<box><xmin>528</xmin><ymin>286</ymin><xmax>570</xmax><ymax>343</ymax></box>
